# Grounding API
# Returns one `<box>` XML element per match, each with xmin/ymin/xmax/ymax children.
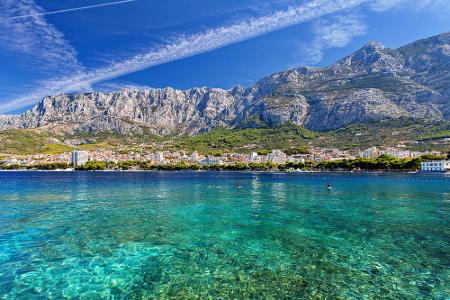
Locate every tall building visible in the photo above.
<box><xmin>191</xmin><ymin>151</ymin><xmax>199</xmax><ymax>163</ymax></box>
<box><xmin>71</xmin><ymin>151</ymin><xmax>89</xmax><ymax>166</ymax></box>
<box><xmin>154</xmin><ymin>152</ymin><xmax>165</xmax><ymax>164</ymax></box>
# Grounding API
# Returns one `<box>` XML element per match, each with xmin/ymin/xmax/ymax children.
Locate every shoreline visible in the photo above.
<box><xmin>0</xmin><ymin>169</ymin><xmax>448</xmax><ymax>175</ymax></box>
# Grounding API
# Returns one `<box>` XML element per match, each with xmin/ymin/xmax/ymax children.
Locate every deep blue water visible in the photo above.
<box><xmin>0</xmin><ymin>171</ymin><xmax>449</xmax><ymax>299</ymax></box>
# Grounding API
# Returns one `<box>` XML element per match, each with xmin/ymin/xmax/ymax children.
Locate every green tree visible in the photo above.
<box><xmin>76</xmin><ymin>161</ymin><xmax>107</xmax><ymax>171</ymax></box>
<box><xmin>375</xmin><ymin>154</ymin><xmax>396</xmax><ymax>170</ymax></box>
<box><xmin>257</xmin><ymin>149</ymin><xmax>270</xmax><ymax>156</ymax></box>
<box><xmin>284</xmin><ymin>146</ymin><xmax>309</xmax><ymax>155</ymax></box>
<box><xmin>420</xmin><ymin>154</ymin><xmax>446</xmax><ymax>161</ymax></box>
<box><xmin>34</xmin><ymin>162</ymin><xmax>70</xmax><ymax>170</ymax></box>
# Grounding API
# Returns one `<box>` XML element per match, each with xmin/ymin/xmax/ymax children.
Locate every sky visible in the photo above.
<box><xmin>0</xmin><ymin>0</ymin><xmax>449</xmax><ymax>114</ymax></box>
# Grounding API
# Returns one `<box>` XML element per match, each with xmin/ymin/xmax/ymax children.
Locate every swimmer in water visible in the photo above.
<box><xmin>327</xmin><ymin>184</ymin><xmax>332</xmax><ymax>190</ymax></box>
<box><xmin>237</xmin><ymin>184</ymin><xmax>242</xmax><ymax>189</ymax></box>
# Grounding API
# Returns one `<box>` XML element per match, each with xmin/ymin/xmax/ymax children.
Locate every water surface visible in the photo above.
<box><xmin>0</xmin><ymin>171</ymin><xmax>449</xmax><ymax>298</ymax></box>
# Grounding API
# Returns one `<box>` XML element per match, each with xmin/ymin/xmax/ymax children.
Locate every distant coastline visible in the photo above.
<box><xmin>2</xmin><ymin>153</ymin><xmax>450</xmax><ymax>173</ymax></box>
<box><xmin>1</xmin><ymin>167</ymin><xmax>448</xmax><ymax>175</ymax></box>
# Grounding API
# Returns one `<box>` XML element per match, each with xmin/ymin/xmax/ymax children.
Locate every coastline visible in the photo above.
<box><xmin>1</xmin><ymin>168</ymin><xmax>449</xmax><ymax>175</ymax></box>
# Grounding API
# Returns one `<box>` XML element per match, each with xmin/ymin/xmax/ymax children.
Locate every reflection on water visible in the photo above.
<box><xmin>0</xmin><ymin>171</ymin><xmax>449</xmax><ymax>299</ymax></box>
<box><xmin>250</xmin><ymin>177</ymin><xmax>262</xmax><ymax>216</ymax></box>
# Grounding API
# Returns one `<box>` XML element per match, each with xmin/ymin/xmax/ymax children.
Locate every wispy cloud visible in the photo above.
<box><xmin>302</xmin><ymin>14</ymin><xmax>367</xmax><ymax>65</ymax></box>
<box><xmin>93</xmin><ymin>81</ymin><xmax>153</xmax><ymax>92</ymax></box>
<box><xmin>0</xmin><ymin>0</ymin><xmax>83</xmax><ymax>73</ymax></box>
<box><xmin>7</xmin><ymin>0</ymin><xmax>136</xmax><ymax>20</ymax></box>
<box><xmin>370</xmin><ymin>0</ymin><xmax>450</xmax><ymax>12</ymax></box>
<box><xmin>0</xmin><ymin>0</ymin><xmax>369</xmax><ymax>113</ymax></box>
<box><xmin>370</xmin><ymin>0</ymin><xmax>405</xmax><ymax>11</ymax></box>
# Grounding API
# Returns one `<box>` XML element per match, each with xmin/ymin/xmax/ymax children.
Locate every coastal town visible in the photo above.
<box><xmin>1</xmin><ymin>145</ymin><xmax>449</xmax><ymax>172</ymax></box>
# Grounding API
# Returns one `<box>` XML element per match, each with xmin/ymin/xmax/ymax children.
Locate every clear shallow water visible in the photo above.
<box><xmin>0</xmin><ymin>171</ymin><xmax>449</xmax><ymax>299</ymax></box>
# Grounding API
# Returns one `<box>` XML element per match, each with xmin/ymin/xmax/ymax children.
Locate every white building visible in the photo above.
<box><xmin>154</xmin><ymin>152</ymin><xmax>165</xmax><ymax>164</ymax></box>
<box><xmin>191</xmin><ymin>151</ymin><xmax>200</xmax><ymax>163</ymax></box>
<box><xmin>359</xmin><ymin>147</ymin><xmax>379</xmax><ymax>159</ymax></box>
<box><xmin>246</xmin><ymin>152</ymin><xmax>259</xmax><ymax>163</ymax></box>
<box><xmin>379</xmin><ymin>149</ymin><xmax>414</xmax><ymax>159</ymax></box>
<box><xmin>71</xmin><ymin>151</ymin><xmax>89</xmax><ymax>166</ymax></box>
<box><xmin>360</xmin><ymin>147</ymin><xmax>433</xmax><ymax>159</ymax></box>
<box><xmin>268</xmin><ymin>150</ymin><xmax>288</xmax><ymax>164</ymax></box>
<box><xmin>421</xmin><ymin>160</ymin><xmax>450</xmax><ymax>172</ymax></box>
<box><xmin>288</xmin><ymin>155</ymin><xmax>307</xmax><ymax>163</ymax></box>
<box><xmin>201</xmin><ymin>156</ymin><xmax>220</xmax><ymax>165</ymax></box>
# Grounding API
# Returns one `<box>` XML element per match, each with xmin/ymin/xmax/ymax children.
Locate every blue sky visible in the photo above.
<box><xmin>0</xmin><ymin>0</ymin><xmax>449</xmax><ymax>113</ymax></box>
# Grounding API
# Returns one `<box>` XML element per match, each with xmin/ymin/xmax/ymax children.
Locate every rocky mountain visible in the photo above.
<box><xmin>1</xmin><ymin>32</ymin><xmax>449</xmax><ymax>135</ymax></box>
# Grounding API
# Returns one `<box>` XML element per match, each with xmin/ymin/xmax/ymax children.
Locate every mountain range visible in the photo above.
<box><xmin>1</xmin><ymin>32</ymin><xmax>449</xmax><ymax>136</ymax></box>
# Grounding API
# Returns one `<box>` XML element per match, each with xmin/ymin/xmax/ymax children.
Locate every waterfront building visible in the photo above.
<box><xmin>180</xmin><ymin>154</ymin><xmax>190</xmax><ymax>163</ymax></box>
<box><xmin>359</xmin><ymin>147</ymin><xmax>439</xmax><ymax>159</ymax></box>
<box><xmin>71</xmin><ymin>151</ymin><xmax>89</xmax><ymax>166</ymax></box>
<box><xmin>191</xmin><ymin>151</ymin><xmax>199</xmax><ymax>163</ymax></box>
<box><xmin>246</xmin><ymin>152</ymin><xmax>259</xmax><ymax>163</ymax></box>
<box><xmin>288</xmin><ymin>154</ymin><xmax>307</xmax><ymax>163</ymax></box>
<box><xmin>359</xmin><ymin>147</ymin><xmax>379</xmax><ymax>159</ymax></box>
<box><xmin>154</xmin><ymin>152</ymin><xmax>165</xmax><ymax>164</ymax></box>
<box><xmin>379</xmin><ymin>149</ymin><xmax>413</xmax><ymax>159</ymax></box>
<box><xmin>421</xmin><ymin>160</ymin><xmax>450</xmax><ymax>172</ymax></box>
<box><xmin>268</xmin><ymin>150</ymin><xmax>288</xmax><ymax>164</ymax></box>
<box><xmin>201</xmin><ymin>156</ymin><xmax>220</xmax><ymax>165</ymax></box>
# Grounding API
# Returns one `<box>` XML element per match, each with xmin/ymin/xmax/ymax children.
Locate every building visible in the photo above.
<box><xmin>268</xmin><ymin>150</ymin><xmax>288</xmax><ymax>164</ymax></box>
<box><xmin>246</xmin><ymin>152</ymin><xmax>259</xmax><ymax>163</ymax></box>
<box><xmin>421</xmin><ymin>160</ymin><xmax>450</xmax><ymax>172</ymax></box>
<box><xmin>154</xmin><ymin>152</ymin><xmax>165</xmax><ymax>164</ymax></box>
<box><xmin>359</xmin><ymin>147</ymin><xmax>436</xmax><ymax>159</ymax></box>
<box><xmin>71</xmin><ymin>151</ymin><xmax>89</xmax><ymax>166</ymax></box>
<box><xmin>191</xmin><ymin>151</ymin><xmax>200</xmax><ymax>163</ymax></box>
<box><xmin>288</xmin><ymin>154</ymin><xmax>307</xmax><ymax>163</ymax></box>
<box><xmin>201</xmin><ymin>156</ymin><xmax>220</xmax><ymax>165</ymax></box>
<box><xmin>359</xmin><ymin>147</ymin><xmax>379</xmax><ymax>159</ymax></box>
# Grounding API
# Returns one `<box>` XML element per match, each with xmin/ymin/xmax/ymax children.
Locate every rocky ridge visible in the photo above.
<box><xmin>0</xmin><ymin>32</ymin><xmax>449</xmax><ymax>135</ymax></box>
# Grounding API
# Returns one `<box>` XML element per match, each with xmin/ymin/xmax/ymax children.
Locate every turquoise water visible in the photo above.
<box><xmin>0</xmin><ymin>171</ymin><xmax>449</xmax><ymax>299</ymax></box>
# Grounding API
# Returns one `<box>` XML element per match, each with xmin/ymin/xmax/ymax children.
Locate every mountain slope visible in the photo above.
<box><xmin>1</xmin><ymin>32</ymin><xmax>449</xmax><ymax>135</ymax></box>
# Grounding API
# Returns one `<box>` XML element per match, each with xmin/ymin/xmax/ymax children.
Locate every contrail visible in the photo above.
<box><xmin>7</xmin><ymin>0</ymin><xmax>136</xmax><ymax>20</ymax></box>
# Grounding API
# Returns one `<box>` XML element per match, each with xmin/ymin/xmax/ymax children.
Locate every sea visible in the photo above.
<box><xmin>0</xmin><ymin>171</ymin><xmax>449</xmax><ymax>299</ymax></box>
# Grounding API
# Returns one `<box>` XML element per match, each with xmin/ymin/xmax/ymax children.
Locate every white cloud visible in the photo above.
<box><xmin>302</xmin><ymin>14</ymin><xmax>367</xmax><ymax>65</ymax></box>
<box><xmin>0</xmin><ymin>0</ymin><xmax>83</xmax><ymax>74</ymax></box>
<box><xmin>0</xmin><ymin>0</ymin><xmax>370</xmax><ymax>113</ymax></box>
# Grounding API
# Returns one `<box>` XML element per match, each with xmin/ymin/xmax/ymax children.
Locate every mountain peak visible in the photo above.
<box><xmin>331</xmin><ymin>40</ymin><xmax>404</xmax><ymax>75</ymax></box>
<box><xmin>362</xmin><ymin>41</ymin><xmax>386</xmax><ymax>51</ymax></box>
<box><xmin>353</xmin><ymin>41</ymin><xmax>388</xmax><ymax>59</ymax></box>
